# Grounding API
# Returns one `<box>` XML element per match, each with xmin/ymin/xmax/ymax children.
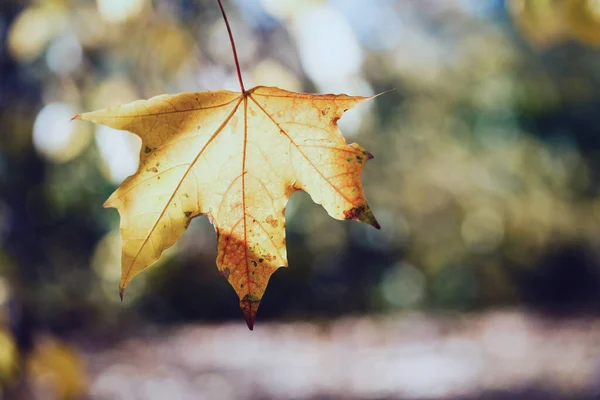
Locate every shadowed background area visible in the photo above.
<box><xmin>2</xmin><ymin>0</ymin><xmax>600</xmax><ymax>398</ymax></box>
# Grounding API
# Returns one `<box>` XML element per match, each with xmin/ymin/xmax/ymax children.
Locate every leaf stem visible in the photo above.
<box><xmin>217</xmin><ymin>0</ymin><xmax>245</xmax><ymax>93</ymax></box>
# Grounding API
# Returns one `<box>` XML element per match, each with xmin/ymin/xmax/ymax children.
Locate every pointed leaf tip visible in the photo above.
<box><xmin>71</xmin><ymin>114</ymin><xmax>81</xmax><ymax>121</ymax></box>
<box><xmin>119</xmin><ymin>287</ymin><xmax>125</xmax><ymax>302</ymax></box>
<box><xmin>365</xmin><ymin>214</ymin><xmax>381</xmax><ymax>230</ymax></box>
<box><xmin>344</xmin><ymin>204</ymin><xmax>380</xmax><ymax>229</ymax></box>
<box><xmin>240</xmin><ymin>294</ymin><xmax>260</xmax><ymax>331</ymax></box>
<box><xmin>372</xmin><ymin>88</ymin><xmax>395</xmax><ymax>99</ymax></box>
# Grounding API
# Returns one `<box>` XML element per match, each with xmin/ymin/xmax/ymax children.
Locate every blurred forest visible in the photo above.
<box><xmin>2</xmin><ymin>0</ymin><xmax>600</xmax><ymax>399</ymax></box>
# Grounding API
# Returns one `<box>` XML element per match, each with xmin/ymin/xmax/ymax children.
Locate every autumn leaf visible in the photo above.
<box><xmin>75</xmin><ymin>0</ymin><xmax>379</xmax><ymax>329</ymax></box>
<box><xmin>75</xmin><ymin>86</ymin><xmax>379</xmax><ymax>328</ymax></box>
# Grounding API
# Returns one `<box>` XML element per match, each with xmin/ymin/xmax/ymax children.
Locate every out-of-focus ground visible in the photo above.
<box><xmin>13</xmin><ymin>312</ymin><xmax>600</xmax><ymax>400</ymax></box>
<box><xmin>3</xmin><ymin>0</ymin><xmax>600</xmax><ymax>398</ymax></box>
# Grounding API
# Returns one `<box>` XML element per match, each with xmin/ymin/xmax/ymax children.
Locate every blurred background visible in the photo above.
<box><xmin>2</xmin><ymin>0</ymin><xmax>600</xmax><ymax>398</ymax></box>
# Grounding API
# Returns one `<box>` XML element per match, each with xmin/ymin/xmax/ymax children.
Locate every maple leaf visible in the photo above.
<box><xmin>75</xmin><ymin>0</ymin><xmax>380</xmax><ymax>330</ymax></box>
<box><xmin>76</xmin><ymin>87</ymin><xmax>378</xmax><ymax>328</ymax></box>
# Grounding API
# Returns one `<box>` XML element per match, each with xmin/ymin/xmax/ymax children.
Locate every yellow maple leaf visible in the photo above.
<box><xmin>76</xmin><ymin>86</ymin><xmax>379</xmax><ymax>328</ymax></box>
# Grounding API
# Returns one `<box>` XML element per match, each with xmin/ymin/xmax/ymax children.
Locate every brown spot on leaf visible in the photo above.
<box><xmin>265</xmin><ymin>215</ymin><xmax>278</xmax><ymax>228</ymax></box>
<box><xmin>321</xmin><ymin>107</ymin><xmax>330</xmax><ymax>116</ymax></box>
<box><xmin>184</xmin><ymin>211</ymin><xmax>192</xmax><ymax>218</ymax></box>
<box><xmin>344</xmin><ymin>205</ymin><xmax>366</xmax><ymax>220</ymax></box>
<box><xmin>144</xmin><ymin>145</ymin><xmax>152</xmax><ymax>154</ymax></box>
